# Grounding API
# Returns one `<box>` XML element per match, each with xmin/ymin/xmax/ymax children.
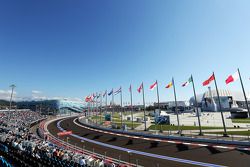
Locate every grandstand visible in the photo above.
<box><xmin>0</xmin><ymin>109</ymin><xmax>129</xmax><ymax>167</ymax></box>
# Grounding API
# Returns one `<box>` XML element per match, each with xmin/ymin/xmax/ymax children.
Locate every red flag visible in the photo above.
<box><xmin>225</xmin><ymin>71</ymin><xmax>239</xmax><ymax>84</ymax></box>
<box><xmin>85</xmin><ymin>95</ymin><xmax>93</xmax><ymax>102</ymax></box>
<box><xmin>150</xmin><ymin>81</ymin><xmax>157</xmax><ymax>90</ymax></box>
<box><xmin>85</xmin><ymin>96</ymin><xmax>90</xmax><ymax>102</ymax></box>
<box><xmin>203</xmin><ymin>74</ymin><xmax>215</xmax><ymax>86</ymax></box>
<box><xmin>137</xmin><ymin>83</ymin><xmax>143</xmax><ymax>93</ymax></box>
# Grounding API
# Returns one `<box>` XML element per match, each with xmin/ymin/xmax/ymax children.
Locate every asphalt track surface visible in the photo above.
<box><xmin>47</xmin><ymin>117</ymin><xmax>250</xmax><ymax>167</ymax></box>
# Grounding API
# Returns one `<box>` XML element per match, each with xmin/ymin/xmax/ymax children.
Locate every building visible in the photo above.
<box><xmin>17</xmin><ymin>99</ymin><xmax>86</xmax><ymax>115</ymax></box>
<box><xmin>189</xmin><ymin>89</ymin><xmax>250</xmax><ymax>111</ymax></box>
<box><xmin>153</xmin><ymin>101</ymin><xmax>190</xmax><ymax>111</ymax></box>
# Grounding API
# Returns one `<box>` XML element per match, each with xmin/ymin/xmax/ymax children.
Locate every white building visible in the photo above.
<box><xmin>190</xmin><ymin>88</ymin><xmax>250</xmax><ymax>112</ymax></box>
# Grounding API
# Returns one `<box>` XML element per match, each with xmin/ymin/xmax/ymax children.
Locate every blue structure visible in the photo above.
<box><xmin>17</xmin><ymin>99</ymin><xmax>86</xmax><ymax>115</ymax></box>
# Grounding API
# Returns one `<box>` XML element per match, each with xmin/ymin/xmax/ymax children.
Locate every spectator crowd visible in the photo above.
<box><xmin>0</xmin><ymin>110</ymin><xmax>130</xmax><ymax>167</ymax></box>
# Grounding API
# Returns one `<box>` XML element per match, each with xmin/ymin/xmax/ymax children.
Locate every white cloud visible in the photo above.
<box><xmin>0</xmin><ymin>89</ymin><xmax>84</xmax><ymax>103</ymax></box>
<box><xmin>32</xmin><ymin>90</ymin><xmax>42</xmax><ymax>94</ymax></box>
<box><xmin>0</xmin><ymin>89</ymin><xmax>17</xmax><ymax>101</ymax></box>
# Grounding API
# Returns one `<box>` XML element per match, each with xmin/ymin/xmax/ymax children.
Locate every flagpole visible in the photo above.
<box><xmin>105</xmin><ymin>90</ymin><xmax>108</xmax><ymax>116</ymax></box>
<box><xmin>156</xmin><ymin>80</ymin><xmax>162</xmax><ymax>132</ymax></box>
<box><xmin>90</xmin><ymin>100</ymin><xmax>93</xmax><ymax>116</ymax></box>
<box><xmin>112</xmin><ymin>88</ymin><xmax>114</xmax><ymax>123</ymax></box>
<box><xmin>156</xmin><ymin>80</ymin><xmax>160</xmax><ymax>109</ymax></box>
<box><xmin>213</xmin><ymin>72</ymin><xmax>227</xmax><ymax>136</ymax></box>
<box><xmin>87</xmin><ymin>101</ymin><xmax>90</xmax><ymax>117</ymax></box>
<box><xmin>92</xmin><ymin>99</ymin><xmax>94</xmax><ymax>117</ymax></box>
<box><xmin>191</xmin><ymin>75</ymin><xmax>202</xmax><ymax>135</ymax></box>
<box><xmin>130</xmin><ymin>85</ymin><xmax>134</xmax><ymax>130</ymax></box>
<box><xmin>172</xmin><ymin>77</ymin><xmax>181</xmax><ymax>135</ymax></box>
<box><xmin>120</xmin><ymin>87</ymin><xmax>123</xmax><ymax>127</ymax></box>
<box><xmin>92</xmin><ymin>95</ymin><xmax>94</xmax><ymax>117</ymax></box>
<box><xmin>91</xmin><ymin>101</ymin><xmax>93</xmax><ymax>117</ymax></box>
<box><xmin>93</xmin><ymin>99</ymin><xmax>95</xmax><ymax>117</ymax></box>
<box><xmin>96</xmin><ymin>93</ymin><xmax>98</xmax><ymax>124</ymax></box>
<box><xmin>100</xmin><ymin>93</ymin><xmax>102</xmax><ymax>125</ymax></box>
<box><xmin>238</xmin><ymin>68</ymin><xmax>250</xmax><ymax>118</ymax></box>
<box><xmin>142</xmin><ymin>82</ymin><xmax>146</xmax><ymax>131</ymax></box>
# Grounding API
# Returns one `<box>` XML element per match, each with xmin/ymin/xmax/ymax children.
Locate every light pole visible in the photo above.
<box><xmin>9</xmin><ymin>84</ymin><xmax>16</xmax><ymax>110</ymax></box>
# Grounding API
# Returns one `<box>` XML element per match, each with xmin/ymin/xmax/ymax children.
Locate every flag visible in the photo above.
<box><xmin>150</xmin><ymin>81</ymin><xmax>157</xmax><ymax>90</ymax></box>
<box><xmin>129</xmin><ymin>85</ymin><xmax>132</xmax><ymax>92</ymax></box>
<box><xmin>137</xmin><ymin>83</ymin><xmax>143</xmax><ymax>93</ymax></box>
<box><xmin>85</xmin><ymin>96</ymin><xmax>89</xmax><ymax>102</ymax></box>
<box><xmin>85</xmin><ymin>95</ymin><xmax>92</xmax><ymax>102</ymax></box>
<box><xmin>182</xmin><ymin>77</ymin><xmax>192</xmax><ymax>87</ymax></box>
<box><xmin>108</xmin><ymin>89</ymin><xmax>113</xmax><ymax>96</ymax></box>
<box><xmin>114</xmin><ymin>87</ymin><xmax>121</xmax><ymax>95</ymax></box>
<box><xmin>165</xmin><ymin>82</ymin><xmax>173</xmax><ymax>88</ymax></box>
<box><xmin>226</xmin><ymin>71</ymin><xmax>239</xmax><ymax>84</ymax></box>
<box><xmin>203</xmin><ymin>74</ymin><xmax>215</xmax><ymax>86</ymax></box>
<box><xmin>103</xmin><ymin>90</ymin><xmax>107</xmax><ymax>97</ymax></box>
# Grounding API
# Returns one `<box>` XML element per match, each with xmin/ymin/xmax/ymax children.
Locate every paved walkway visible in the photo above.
<box><xmin>135</xmin><ymin>120</ymin><xmax>152</xmax><ymax>130</ymax></box>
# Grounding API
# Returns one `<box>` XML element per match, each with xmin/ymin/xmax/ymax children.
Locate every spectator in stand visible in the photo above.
<box><xmin>0</xmin><ymin>110</ymin><xmax>128</xmax><ymax>167</ymax></box>
<box><xmin>79</xmin><ymin>156</ymin><xmax>86</xmax><ymax>166</ymax></box>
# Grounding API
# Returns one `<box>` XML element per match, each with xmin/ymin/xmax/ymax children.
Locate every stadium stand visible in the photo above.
<box><xmin>0</xmin><ymin>110</ymin><xmax>130</xmax><ymax>167</ymax></box>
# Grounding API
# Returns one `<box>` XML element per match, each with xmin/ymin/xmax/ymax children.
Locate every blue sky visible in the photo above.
<box><xmin>0</xmin><ymin>0</ymin><xmax>250</xmax><ymax>104</ymax></box>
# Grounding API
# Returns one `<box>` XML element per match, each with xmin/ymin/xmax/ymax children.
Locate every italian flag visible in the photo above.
<box><xmin>182</xmin><ymin>77</ymin><xmax>192</xmax><ymax>87</ymax></box>
<box><xmin>226</xmin><ymin>71</ymin><xmax>239</xmax><ymax>84</ymax></box>
<box><xmin>150</xmin><ymin>81</ymin><xmax>157</xmax><ymax>90</ymax></box>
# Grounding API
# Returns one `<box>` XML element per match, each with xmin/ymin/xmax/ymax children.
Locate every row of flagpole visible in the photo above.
<box><xmin>85</xmin><ymin>68</ymin><xmax>249</xmax><ymax>136</ymax></box>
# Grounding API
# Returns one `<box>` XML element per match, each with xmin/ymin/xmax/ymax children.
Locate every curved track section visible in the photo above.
<box><xmin>47</xmin><ymin>116</ymin><xmax>250</xmax><ymax>167</ymax></box>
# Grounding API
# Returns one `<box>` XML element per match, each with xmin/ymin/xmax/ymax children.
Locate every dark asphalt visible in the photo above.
<box><xmin>47</xmin><ymin>117</ymin><xmax>250</xmax><ymax>167</ymax></box>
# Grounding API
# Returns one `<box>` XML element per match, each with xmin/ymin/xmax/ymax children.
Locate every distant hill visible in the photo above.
<box><xmin>0</xmin><ymin>100</ymin><xmax>16</xmax><ymax>107</ymax></box>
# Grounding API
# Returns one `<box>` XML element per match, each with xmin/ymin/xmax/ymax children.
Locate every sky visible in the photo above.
<box><xmin>0</xmin><ymin>0</ymin><xmax>250</xmax><ymax>104</ymax></box>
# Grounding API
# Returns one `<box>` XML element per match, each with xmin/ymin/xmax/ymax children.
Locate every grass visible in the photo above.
<box><xmin>148</xmin><ymin>125</ymin><xmax>227</xmax><ymax>131</ymax></box>
<box><xmin>206</xmin><ymin>130</ymin><xmax>250</xmax><ymax>136</ymax></box>
<box><xmin>232</xmin><ymin>118</ymin><xmax>250</xmax><ymax>123</ymax></box>
<box><xmin>90</xmin><ymin>112</ymin><xmax>136</xmax><ymax>121</ymax></box>
<box><xmin>111</xmin><ymin>121</ymin><xmax>141</xmax><ymax>128</ymax></box>
<box><xmin>89</xmin><ymin>115</ymin><xmax>142</xmax><ymax>128</ymax></box>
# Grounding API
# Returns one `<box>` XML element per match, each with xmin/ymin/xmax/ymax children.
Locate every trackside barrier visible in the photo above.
<box><xmin>40</xmin><ymin>116</ymin><xmax>139</xmax><ymax>167</ymax></box>
<box><xmin>78</xmin><ymin>117</ymin><xmax>250</xmax><ymax>150</ymax></box>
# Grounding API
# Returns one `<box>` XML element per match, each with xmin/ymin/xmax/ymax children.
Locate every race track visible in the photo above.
<box><xmin>47</xmin><ymin>117</ymin><xmax>250</xmax><ymax>167</ymax></box>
